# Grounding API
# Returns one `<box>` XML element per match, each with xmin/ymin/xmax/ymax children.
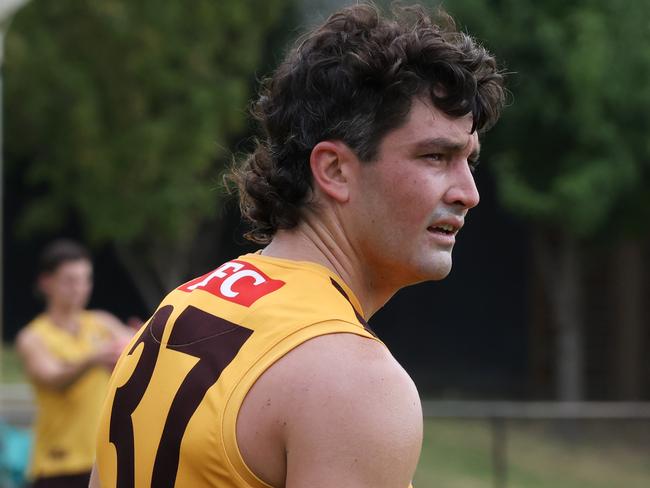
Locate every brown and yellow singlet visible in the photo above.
<box><xmin>96</xmin><ymin>254</ymin><xmax>412</xmax><ymax>487</ymax></box>
<box><xmin>26</xmin><ymin>312</ymin><xmax>112</xmax><ymax>481</ymax></box>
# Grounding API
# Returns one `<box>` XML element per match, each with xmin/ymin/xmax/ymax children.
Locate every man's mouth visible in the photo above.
<box><xmin>427</xmin><ymin>223</ymin><xmax>458</xmax><ymax>235</ymax></box>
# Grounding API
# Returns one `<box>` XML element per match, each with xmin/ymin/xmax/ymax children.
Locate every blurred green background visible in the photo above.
<box><xmin>1</xmin><ymin>0</ymin><xmax>649</xmax><ymax>486</ymax></box>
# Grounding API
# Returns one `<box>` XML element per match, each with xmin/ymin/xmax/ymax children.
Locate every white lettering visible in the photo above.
<box><xmin>186</xmin><ymin>262</ymin><xmax>244</xmax><ymax>291</ymax></box>
<box><xmin>220</xmin><ymin>270</ymin><xmax>266</xmax><ymax>298</ymax></box>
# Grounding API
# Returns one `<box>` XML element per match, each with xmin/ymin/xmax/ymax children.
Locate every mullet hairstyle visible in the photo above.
<box><xmin>230</xmin><ymin>2</ymin><xmax>506</xmax><ymax>244</ymax></box>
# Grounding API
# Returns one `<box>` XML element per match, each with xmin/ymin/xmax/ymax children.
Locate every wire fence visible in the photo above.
<box><xmin>0</xmin><ymin>384</ymin><xmax>33</xmax><ymax>427</ymax></box>
<box><xmin>3</xmin><ymin>386</ymin><xmax>650</xmax><ymax>487</ymax></box>
<box><xmin>421</xmin><ymin>401</ymin><xmax>650</xmax><ymax>488</ymax></box>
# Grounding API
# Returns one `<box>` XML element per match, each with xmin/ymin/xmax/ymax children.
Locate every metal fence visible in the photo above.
<box><xmin>2</xmin><ymin>386</ymin><xmax>650</xmax><ymax>487</ymax></box>
<box><xmin>422</xmin><ymin>401</ymin><xmax>650</xmax><ymax>488</ymax></box>
<box><xmin>0</xmin><ymin>384</ymin><xmax>33</xmax><ymax>427</ymax></box>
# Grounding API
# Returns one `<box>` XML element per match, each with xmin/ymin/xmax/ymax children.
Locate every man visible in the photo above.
<box><xmin>16</xmin><ymin>240</ymin><xmax>132</xmax><ymax>488</ymax></box>
<box><xmin>93</xmin><ymin>3</ymin><xmax>505</xmax><ymax>487</ymax></box>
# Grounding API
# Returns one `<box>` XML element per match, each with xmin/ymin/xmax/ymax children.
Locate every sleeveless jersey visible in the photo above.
<box><xmin>25</xmin><ymin>311</ymin><xmax>113</xmax><ymax>478</ymax></box>
<box><xmin>96</xmin><ymin>253</ymin><xmax>410</xmax><ymax>488</ymax></box>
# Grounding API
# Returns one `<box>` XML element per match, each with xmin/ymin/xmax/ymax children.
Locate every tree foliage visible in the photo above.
<box><xmin>5</xmin><ymin>0</ymin><xmax>295</xmax><ymax>306</ymax></box>
<box><xmin>446</xmin><ymin>0</ymin><xmax>650</xmax><ymax>237</ymax></box>
<box><xmin>443</xmin><ymin>0</ymin><xmax>650</xmax><ymax>399</ymax></box>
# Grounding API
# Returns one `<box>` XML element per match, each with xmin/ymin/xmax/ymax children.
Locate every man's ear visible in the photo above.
<box><xmin>309</xmin><ymin>141</ymin><xmax>358</xmax><ymax>203</ymax></box>
<box><xmin>37</xmin><ymin>273</ymin><xmax>51</xmax><ymax>297</ymax></box>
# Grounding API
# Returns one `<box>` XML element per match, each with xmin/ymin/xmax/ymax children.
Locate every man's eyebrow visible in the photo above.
<box><xmin>413</xmin><ymin>137</ymin><xmax>481</xmax><ymax>159</ymax></box>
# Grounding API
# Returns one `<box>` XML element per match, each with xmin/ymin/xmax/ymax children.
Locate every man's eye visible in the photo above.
<box><xmin>423</xmin><ymin>153</ymin><xmax>443</xmax><ymax>162</ymax></box>
<box><xmin>469</xmin><ymin>159</ymin><xmax>480</xmax><ymax>172</ymax></box>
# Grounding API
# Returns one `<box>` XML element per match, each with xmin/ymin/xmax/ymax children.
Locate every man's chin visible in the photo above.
<box><xmin>429</xmin><ymin>268</ymin><xmax>452</xmax><ymax>281</ymax></box>
<box><xmin>411</xmin><ymin>259</ymin><xmax>452</xmax><ymax>283</ymax></box>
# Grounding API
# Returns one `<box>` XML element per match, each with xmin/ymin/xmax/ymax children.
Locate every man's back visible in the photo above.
<box><xmin>95</xmin><ymin>254</ymin><xmax>420</xmax><ymax>487</ymax></box>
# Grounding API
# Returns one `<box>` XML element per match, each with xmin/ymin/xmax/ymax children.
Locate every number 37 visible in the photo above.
<box><xmin>109</xmin><ymin>304</ymin><xmax>253</xmax><ymax>488</ymax></box>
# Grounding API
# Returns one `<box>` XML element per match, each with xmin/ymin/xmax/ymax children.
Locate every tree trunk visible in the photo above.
<box><xmin>612</xmin><ymin>239</ymin><xmax>644</xmax><ymax>399</ymax></box>
<box><xmin>113</xmin><ymin>220</ymin><xmax>224</xmax><ymax>315</ymax></box>
<box><xmin>533</xmin><ymin>228</ymin><xmax>585</xmax><ymax>401</ymax></box>
<box><xmin>529</xmin><ymin>239</ymin><xmax>554</xmax><ymax>398</ymax></box>
<box><xmin>114</xmin><ymin>244</ymin><xmax>165</xmax><ymax>313</ymax></box>
<box><xmin>150</xmin><ymin>239</ymin><xmax>187</xmax><ymax>296</ymax></box>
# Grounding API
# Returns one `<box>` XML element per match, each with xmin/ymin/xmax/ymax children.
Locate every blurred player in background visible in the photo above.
<box><xmin>94</xmin><ymin>3</ymin><xmax>505</xmax><ymax>487</ymax></box>
<box><xmin>16</xmin><ymin>240</ymin><xmax>132</xmax><ymax>488</ymax></box>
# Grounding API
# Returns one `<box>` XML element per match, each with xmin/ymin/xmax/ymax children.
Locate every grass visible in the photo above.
<box><xmin>3</xmin><ymin>344</ymin><xmax>650</xmax><ymax>487</ymax></box>
<box><xmin>1</xmin><ymin>344</ymin><xmax>26</xmax><ymax>383</ymax></box>
<box><xmin>415</xmin><ymin>418</ymin><xmax>650</xmax><ymax>488</ymax></box>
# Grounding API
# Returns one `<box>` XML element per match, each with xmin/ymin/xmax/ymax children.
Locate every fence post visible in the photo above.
<box><xmin>491</xmin><ymin>417</ymin><xmax>508</xmax><ymax>488</ymax></box>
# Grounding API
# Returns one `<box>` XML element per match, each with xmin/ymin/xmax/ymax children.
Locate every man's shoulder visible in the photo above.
<box><xmin>275</xmin><ymin>333</ymin><xmax>421</xmax><ymax>428</ymax></box>
<box><xmin>15</xmin><ymin>324</ymin><xmax>37</xmax><ymax>352</ymax></box>
<box><xmin>274</xmin><ymin>333</ymin><xmax>414</xmax><ymax>393</ymax></box>
<box><xmin>15</xmin><ymin>316</ymin><xmax>56</xmax><ymax>363</ymax></box>
<box><xmin>238</xmin><ymin>333</ymin><xmax>423</xmax><ymax>487</ymax></box>
<box><xmin>16</xmin><ymin>315</ymin><xmax>49</xmax><ymax>347</ymax></box>
<box><xmin>241</xmin><ymin>332</ymin><xmax>421</xmax><ymax>443</ymax></box>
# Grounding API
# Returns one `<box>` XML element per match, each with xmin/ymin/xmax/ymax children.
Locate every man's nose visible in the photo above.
<box><xmin>443</xmin><ymin>161</ymin><xmax>480</xmax><ymax>210</ymax></box>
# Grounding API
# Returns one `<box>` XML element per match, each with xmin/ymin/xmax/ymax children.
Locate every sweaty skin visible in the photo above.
<box><xmin>90</xmin><ymin>98</ymin><xmax>480</xmax><ymax>487</ymax></box>
<box><xmin>234</xmin><ymin>98</ymin><xmax>479</xmax><ymax>487</ymax></box>
<box><xmin>237</xmin><ymin>334</ymin><xmax>422</xmax><ymax>488</ymax></box>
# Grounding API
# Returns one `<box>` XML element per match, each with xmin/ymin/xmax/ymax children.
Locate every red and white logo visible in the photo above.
<box><xmin>178</xmin><ymin>260</ymin><xmax>284</xmax><ymax>307</ymax></box>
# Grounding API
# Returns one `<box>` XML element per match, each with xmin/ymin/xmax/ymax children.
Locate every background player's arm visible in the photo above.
<box><xmin>89</xmin><ymin>463</ymin><xmax>99</xmax><ymax>488</ymax></box>
<box><xmin>92</xmin><ymin>309</ymin><xmax>135</xmax><ymax>342</ymax></box>
<box><xmin>238</xmin><ymin>333</ymin><xmax>423</xmax><ymax>488</ymax></box>
<box><xmin>16</xmin><ymin>328</ymin><xmax>120</xmax><ymax>391</ymax></box>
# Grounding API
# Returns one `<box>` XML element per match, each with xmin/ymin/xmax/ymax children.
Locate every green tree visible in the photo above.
<box><xmin>6</xmin><ymin>0</ymin><xmax>295</xmax><ymax>310</ymax></box>
<box><xmin>445</xmin><ymin>0</ymin><xmax>650</xmax><ymax>399</ymax></box>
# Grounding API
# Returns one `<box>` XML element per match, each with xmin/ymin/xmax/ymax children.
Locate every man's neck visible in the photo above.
<box><xmin>46</xmin><ymin>306</ymin><xmax>83</xmax><ymax>335</ymax></box>
<box><xmin>261</xmin><ymin>219</ymin><xmax>397</xmax><ymax>319</ymax></box>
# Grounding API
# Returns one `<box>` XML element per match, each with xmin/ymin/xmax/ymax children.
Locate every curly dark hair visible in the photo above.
<box><xmin>231</xmin><ymin>2</ymin><xmax>506</xmax><ymax>244</ymax></box>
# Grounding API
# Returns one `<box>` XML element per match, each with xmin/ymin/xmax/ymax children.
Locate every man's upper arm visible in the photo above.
<box><xmin>89</xmin><ymin>463</ymin><xmax>100</xmax><ymax>488</ymax></box>
<box><xmin>281</xmin><ymin>334</ymin><xmax>422</xmax><ymax>488</ymax></box>
<box><xmin>92</xmin><ymin>310</ymin><xmax>133</xmax><ymax>341</ymax></box>
<box><xmin>16</xmin><ymin>329</ymin><xmax>59</xmax><ymax>384</ymax></box>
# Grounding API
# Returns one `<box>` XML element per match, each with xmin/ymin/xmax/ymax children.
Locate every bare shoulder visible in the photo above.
<box><xmin>276</xmin><ymin>333</ymin><xmax>420</xmax><ymax>414</ymax></box>
<box><xmin>90</xmin><ymin>309</ymin><xmax>132</xmax><ymax>339</ymax></box>
<box><xmin>15</xmin><ymin>325</ymin><xmax>59</xmax><ymax>382</ymax></box>
<box><xmin>90</xmin><ymin>309</ymin><xmax>122</xmax><ymax>326</ymax></box>
<box><xmin>238</xmin><ymin>333</ymin><xmax>422</xmax><ymax>488</ymax></box>
<box><xmin>280</xmin><ymin>333</ymin><xmax>422</xmax><ymax>448</ymax></box>
<box><xmin>15</xmin><ymin>326</ymin><xmax>42</xmax><ymax>356</ymax></box>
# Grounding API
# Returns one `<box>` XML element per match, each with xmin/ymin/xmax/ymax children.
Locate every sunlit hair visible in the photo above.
<box><xmin>230</xmin><ymin>2</ymin><xmax>506</xmax><ymax>243</ymax></box>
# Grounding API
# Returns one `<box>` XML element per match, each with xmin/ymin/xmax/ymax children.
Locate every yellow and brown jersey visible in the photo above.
<box><xmin>96</xmin><ymin>253</ymin><xmax>383</xmax><ymax>488</ymax></box>
<box><xmin>25</xmin><ymin>312</ymin><xmax>113</xmax><ymax>478</ymax></box>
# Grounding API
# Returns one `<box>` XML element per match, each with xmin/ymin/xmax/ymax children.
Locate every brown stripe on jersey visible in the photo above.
<box><xmin>165</xmin><ymin>305</ymin><xmax>251</xmax><ymax>346</ymax></box>
<box><xmin>151</xmin><ymin>306</ymin><xmax>253</xmax><ymax>488</ymax></box>
<box><xmin>111</xmin><ymin>305</ymin><xmax>174</xmax><ymax>488</ymax></box>
<box><xmin>329</xmin><ymin>278</ymin><xmax>378</xmax><ymax>338</ymax></box>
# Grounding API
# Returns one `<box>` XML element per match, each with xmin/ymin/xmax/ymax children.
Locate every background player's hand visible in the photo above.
<box><xmin>111</xmin><ymin>335</ymin><xmax>132</xmax><ymax>355</ymax></box>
